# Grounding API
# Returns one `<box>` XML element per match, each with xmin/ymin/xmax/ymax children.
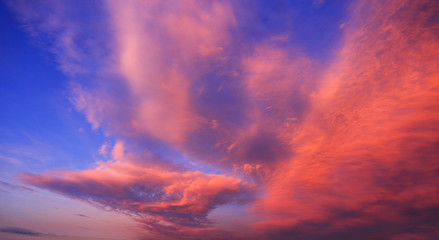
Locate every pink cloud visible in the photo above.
<box><xmin>20</xmin><ymin>155</ymin><xmax>253</xmax><ymax>236</ymax></box>
<box><xmin>251</xmin><ymin>0</ymin><xmax>439</xmax><ymax>238</ymax></box>
<box><xmin>95</xmin><ymin>0</ymin><xmax>236</xmax><ymax>146</ymax></box>
<box><xmin>10</xmin><ymin>0</ymin><xmax>439</xmax><ymax>238</ymax></box>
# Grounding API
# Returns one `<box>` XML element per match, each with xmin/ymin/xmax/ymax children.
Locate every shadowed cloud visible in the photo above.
<box><xmin>0</xmin><ymin>227</ymin><xmax>40</xmax><ymax>236</ymax></box>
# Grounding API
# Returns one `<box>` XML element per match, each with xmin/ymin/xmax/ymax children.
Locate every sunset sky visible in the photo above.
<box><xmin>1</xmin><ymin>0</ymin><xmax>439</xmax><ymax>239</ymax></box>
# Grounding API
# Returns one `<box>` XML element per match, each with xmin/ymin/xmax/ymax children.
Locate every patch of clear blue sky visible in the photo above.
<box><xmin>0</xmin><ymin>2</ymin><xmax>106</xmax><ymax>175</ymax></box>
<box><xmin>232</xmin><ymin>0</ymin><xmax>351</xmax><ymax>62</ymax></box>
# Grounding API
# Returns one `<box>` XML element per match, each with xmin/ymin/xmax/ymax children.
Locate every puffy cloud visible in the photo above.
<box><xmin>20</xmin><ymin>155</ymin><xmax>253</xmax><ymax>236</ymax></box>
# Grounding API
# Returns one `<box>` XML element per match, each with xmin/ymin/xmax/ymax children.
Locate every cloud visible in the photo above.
<box><xmin>8</xmin><ymin>0</ymin><xmax>439</xmax><ymax>238</ymax></box>
<box><xmin>5</xmin><ymin>0</ymin><xmax>112</xmax><ymax>76</ymax></box>
<box><xmin>19</xmin><ymin>146</ymin><xmax>254</xmax><ymax>236</ymax></box>
<box><xmin>252</xmin><ymin>0</ymin><xmax>439</xmax><ymax>238</ymax></box>
<box><xmin>97</xmin><ymin>0</ymin><xmax>236</xmax><ymax>145</ymax></box>
<box><xmin>0</xmin><ymin>180</ymin><xmax>34</xmax><ymax>192</ymax></box>
<box><xmin>0</xmin><ymin>227</ymin><xmax>40</xmax><ymax>236</ymax></box>
<box><xmin>0</xmin><ymin>227</ymin><xmax>120</xmax><ymax>240</ymax></box>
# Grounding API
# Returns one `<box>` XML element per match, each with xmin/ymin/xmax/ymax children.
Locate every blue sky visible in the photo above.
<box><xmin>0</xmin><ymin>1</ymin><xmax>107</xmax><ymax>175</ymax></box>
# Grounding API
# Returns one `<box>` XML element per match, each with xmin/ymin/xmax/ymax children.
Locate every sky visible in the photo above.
<box><xmin>0</xmin><ymin>0</ymin><xmax>439</xmax><ymax>239</ymax></box>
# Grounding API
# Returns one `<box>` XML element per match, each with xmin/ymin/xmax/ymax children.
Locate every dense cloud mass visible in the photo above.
<box><xmin>8</xmin><ymin>0</ymin><xmax>439</xmax><ymax>239</ymax></box>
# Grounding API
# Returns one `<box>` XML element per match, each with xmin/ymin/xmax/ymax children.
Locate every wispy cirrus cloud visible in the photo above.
<box><xmin>5</xmin><ymin>0</ymin><xmax>112</xmax><ymax>76</ymax></box>
<box><xmin>0</xmin><ymin>180</ymin><xmax>33</xmax><ymax>192</ymax></box>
